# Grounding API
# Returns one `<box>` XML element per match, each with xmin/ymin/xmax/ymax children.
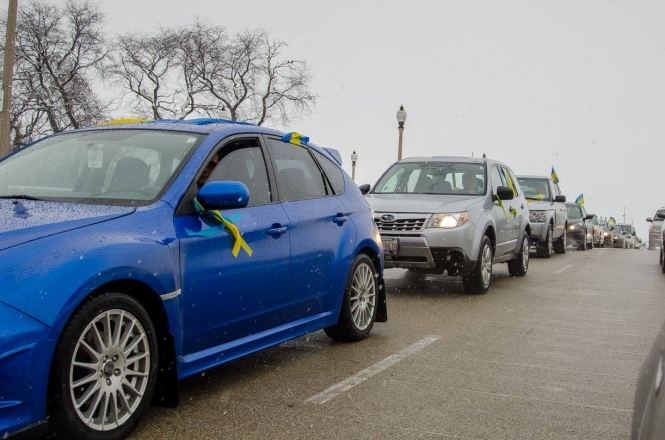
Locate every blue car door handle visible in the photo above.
<box><xmin>267</xmin><ymin>226</ymin><xmax>288</xmax><ymax>236</ymax></box>
<box><xmin>333</xmin><ymin>214</ymin><xmax>349</xmax><ymax>224</ymax></box>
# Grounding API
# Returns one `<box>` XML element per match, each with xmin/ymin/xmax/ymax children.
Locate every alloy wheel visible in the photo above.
<box><xmin>349</xmin><ymin>262</ymin><xmax>377</xmax><ymax>331</ymax></box>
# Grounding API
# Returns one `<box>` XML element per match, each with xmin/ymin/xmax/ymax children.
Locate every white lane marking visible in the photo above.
<box><xmin>306</xmin><ymin>335</ymin><xmax>441</xmax><ymax>404</ymax></box>
<box><xmin>554</xmin><ymin>264</ymin><xmax>572</xmax><ymax>274</ymax></box>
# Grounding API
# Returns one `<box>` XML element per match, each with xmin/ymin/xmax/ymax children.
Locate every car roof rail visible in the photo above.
<box><xmin>150</xmin><ymin>118</ymin><xmax>256</xmax><ymax>126</ymax></box>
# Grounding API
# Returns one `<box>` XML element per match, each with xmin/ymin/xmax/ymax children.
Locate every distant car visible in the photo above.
<box><xmin>565</xmin><ymin>203</ymin><xmax>594</xmax><ymax>250</ymax></box>
<box><xmin>647</xmin><ymin>208</ymin><xmax>665</xmax><ymax>250</ymax></box>
<box><xmin>0</xmin><ymin>120</ymin><xmax>386</xmax><ymax>439</ymax></box>
<box><xmin>631</xmin><ymin>321</ymin><xmax>665</xmax><ymax>439</ymax></box>
<box><xmin>616</xmin><ymin>223</ymin><xmax>637</xmax><ymax>249</ymax></box>
<box><xmin>600</xmin><ymin>219</ymin><xmax>613</xmax><ymax>246</ymax></box>
<box><xmin>610</xmin><ymin>226</ymin><xmax>627</xmax><ymax>248</ymax></box>
<box><xmin>590</xmin><ymin>215</ymin><xmax>605</xmax><ymax>247</ymax></box>
<box><xmin>365</xmin><ymin>156</ymin><xmax>530</xmax><ymax>294</ymax></box>
<box><xmin>516</xmin><ymin>175</ymin><xmax>567</xmax><ymax>257</ymax></box>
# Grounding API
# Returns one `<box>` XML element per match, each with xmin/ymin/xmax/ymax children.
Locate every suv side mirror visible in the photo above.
<box><xmin>647</xmin><ymin>217</ymin><xmax>653</xmax><ymax>222</ymax></box>
<box><xmin>359</xmin><ymin>184</ymin><xmax>371</xmax><ymax>195</ymax></box>
<box><xmin>584</xmin><ymin>214</ymin><xmax>594</xmax><ymax>220</ymax></box>
<box><xmin>554</xmin><ymin>195</ymin><xmax>566</xmax><ymax>203</ymax></box>
<box><xmin>494</xmin><ymin>186</ymin><xmax>514</xmax><ymax>201</ymax></box>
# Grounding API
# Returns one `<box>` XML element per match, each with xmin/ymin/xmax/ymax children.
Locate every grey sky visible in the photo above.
<box><xmin>102</xmin><ymin>0</ymin><xmax>665</xmax><ymax>238</ymax></box>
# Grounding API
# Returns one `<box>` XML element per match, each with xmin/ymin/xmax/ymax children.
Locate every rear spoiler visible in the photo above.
<box><xmin>322</xmin><ymin>147</ymin><xmax>343</xmax><ymax>166</ymax></box>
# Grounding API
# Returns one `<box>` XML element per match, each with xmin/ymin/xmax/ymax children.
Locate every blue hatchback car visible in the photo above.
<box><xmin>0</xmin><ymin>119</ymin><xmax>386</xmax><ymax>439</ymax></box>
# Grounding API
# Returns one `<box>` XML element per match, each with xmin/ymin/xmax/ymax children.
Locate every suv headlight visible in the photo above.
<box><xmin>568</xmin><ymin>224</ymin><xmax>581</xmax><ymax>230</ymax></box>
<box><xmin>427</xmin><ymin>212</ymin><xmax>469</xmax><ymax>229</ymax></box>
<box><xmin>529</xmin><ymin>211</ymin><xmax>547</xmax><ymax>222</ymax></box>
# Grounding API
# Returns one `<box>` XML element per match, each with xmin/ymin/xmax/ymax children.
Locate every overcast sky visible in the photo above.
<box><xmin>102</xmin><ymin>0</ymin><xmax>665</xmax><ymax>238</ymax></box>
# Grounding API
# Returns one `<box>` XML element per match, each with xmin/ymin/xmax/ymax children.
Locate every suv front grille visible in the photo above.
<box><xmin>375</xmin><ymin>218</ymin><xmax>426</xmax><ymax>231</ymax></box>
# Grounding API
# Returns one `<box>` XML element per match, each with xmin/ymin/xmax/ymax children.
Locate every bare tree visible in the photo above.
<box><xmin>1</xmin><ymin>0</ymin><xmax>110</xmax><ymax>149</ymax></box>
<box><xmin>109</xmin><ymin>20</ymin><xmax>317</xmax><ymax>126</ymax></box>
<box><xmin>184</xmin><ymin>23</ymin><xmax>316</xmax><ymax>125</ymax></box>
<box><xmin>107</xmin><ymin>31</ymin><xmax>182</xmax><ymax>120</ymax></box>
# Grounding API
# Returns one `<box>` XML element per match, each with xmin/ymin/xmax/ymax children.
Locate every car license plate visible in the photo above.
<box><xmin>383</xmin><ymin>237</ymin><xmax>399</xmax><ymax>253</ymax></box>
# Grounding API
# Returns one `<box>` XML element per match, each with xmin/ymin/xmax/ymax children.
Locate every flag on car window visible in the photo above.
<box><xmin>280</xmin><ymin>132</ymin><xmax>309</xmax><ymax>146</ymax></box>
<box><xmin>575</xmin><ymin>194</ymin><xmax>584</xmax><ymax>205</ymax></box>
<box><xmin>609</xmin><ymin>217</ymin><xmax>616</xmax><ymax>224</ymax></box>
<box><xmin>551</xmin><ymin>167</ymin><xmax>559</xmax><ymax>183</ymax></box>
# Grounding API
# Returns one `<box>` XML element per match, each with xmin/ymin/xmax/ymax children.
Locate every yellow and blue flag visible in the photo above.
<box><xmin>551</xmin><ymin>167</ymin><xmax>559</xmax><ymax>184</ymax></box>
<box><xmin>575</xmin><ymin>194</ymin><xmax>584</xmax><ymax>205</ymax></box>
<box><xmin>281</xmin><ymin>132</ymin><xmax>309</xmax><ymax>146</ymax></box>
<box><xmin>609</xmin><ymin>217</ymin><xmax>616</xmax><ymax>224</ymax></box>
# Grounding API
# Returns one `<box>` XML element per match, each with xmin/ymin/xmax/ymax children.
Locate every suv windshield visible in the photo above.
<box><xmin>517</xmin><ymin>178</ymin><xmax>550</xmax><ymax>201</ymax></box>
<box><xmin>0</xmin><ymin>129</ymin><xmax>201</xmax><ymax>205</ymax></box>
<box><xmin>373</xmin><ymin>162</ymin><xmax>486</xmax><ymax>195</ymax></box>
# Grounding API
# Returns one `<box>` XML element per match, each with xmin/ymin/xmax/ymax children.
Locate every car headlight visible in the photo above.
<box><xmin>529</xmin><ymin>210</ymin><xmax>547</xmax><ymax>222</ymax></box>
<box><xmin>568</xmin><ymin>224</ymin><xmax>580</xmax><ymax>230</ymax></box>
<box><xmin>603</xmin><ymin>232</ymin><xmax>610</xmax><ymax>237</ymax></box>
<box><xmin>427</xmin><ymin>212</ymin><xmax>469</xmax><ymax>229</ymax></box>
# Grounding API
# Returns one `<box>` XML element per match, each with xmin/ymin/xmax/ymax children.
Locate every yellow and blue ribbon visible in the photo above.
<box><xmin>281</xmin><ymin>132</ymin><xmax>309</xmax><ymax>146</ymax></box>
<box><xmin>193</xmin><ymin>198</ymin><xmax>252</xmax><ymax>258</ymax></box>
<box><xmin>509</xmin><ymin>207</ymin><xmax>517</xmax><ymax>219</ymax></box>
<box><xmin>496</xmin><ymin>196</ymin><xmax>507</xmax><ymax>217</ymax></box>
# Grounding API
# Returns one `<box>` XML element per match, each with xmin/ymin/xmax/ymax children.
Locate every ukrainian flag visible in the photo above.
<box><xmin>609</xmin><ymin>217</ymin><xmax>616</xmax><ymax>224</ymax></box>
<box><xmin>575</xmin><ymin>194</ymin><xmax>584</xmax><ymax>205</ymax></box>
<box><xmin>280</xmin><ymin>132</ymin><xmax>309</xmax><ymax>146</ymax></box>
<box><xmin>551</xmin><ymin>167</ymin><xmax>559</xmax><ymax>184</ymax></box>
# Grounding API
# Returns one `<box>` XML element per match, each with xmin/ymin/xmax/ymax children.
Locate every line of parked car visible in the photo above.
<box><xmin>0</xmin><ymin>120</ymin><xmax>647</xmax><ymax>439</ymax></box>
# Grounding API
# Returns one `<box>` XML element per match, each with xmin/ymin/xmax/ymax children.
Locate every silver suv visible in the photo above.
<box><xmin>517</xmin><ymin>175</ymin><xmax>567</xmax><ymax>257</ymax></box>
<box><xmin>365</xmin><ymin>156</ymin><xmax>530</xmax><ymax>294</ymax></box>
<box><xmin>647</xmin><ymin>208</ymin><xmax>665</xmax><ymax>250</ymax></box>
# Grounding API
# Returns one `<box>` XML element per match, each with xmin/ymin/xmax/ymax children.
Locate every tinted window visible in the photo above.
<box><xmin>267</xmin><ymin>139</ymin><xmax>327</xmax><ymax>201</ymax></box>
<box><xmin>312</xmin><ymin>149</ymin><xmax>344</xmax><ymax>195</ymax></box>
<box><xmin>208</xmin><ymin>142</ymin><xmax>271</xmax><ymax>206</ymax></box>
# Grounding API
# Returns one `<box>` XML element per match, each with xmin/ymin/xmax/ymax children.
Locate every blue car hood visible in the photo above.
<box><xmin>0</xmin><ymin>200</ymin><xmax>135</xmax><ymax>251</ymax></box>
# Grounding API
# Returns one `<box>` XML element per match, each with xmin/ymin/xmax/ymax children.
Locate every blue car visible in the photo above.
<box><xmin>0</xmin><ymin>119</ymin><xmax>386</xmax><ymax>439</ymax></box>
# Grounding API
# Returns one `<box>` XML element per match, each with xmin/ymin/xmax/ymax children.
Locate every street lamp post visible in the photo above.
<box><xmin>351</xmin><ymin>150</ymin><xmax>358</xmax><ymax>181</ymax></box>
<box><xmin>396</xmin><ymin>105</ymin><xmax>407</xmax><ymax>161</ymax></box>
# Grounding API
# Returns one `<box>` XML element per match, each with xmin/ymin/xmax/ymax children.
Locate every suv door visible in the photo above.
<box><xmin>490</xmin><ymin>165</ymin><xmax>513</xmax><ymax>257</ymax></box>
<box><xmin>499</xmin><ymin>166</ymin><xmax>527</xmax><ymax>250</ymax></box>
<box><xmin>550</xmin><ymin>181</ymin><xmax>567</xmax><ymax>238</ymax></box>
<box><xmin>175</xmin><ymin>137</ymin><xmax>292</xmax><ymax>355</ymax></box>
<box><xmin>265</xmin><ymin>137</ymin><xmax>356</xmax><ymax>319</ymax></box>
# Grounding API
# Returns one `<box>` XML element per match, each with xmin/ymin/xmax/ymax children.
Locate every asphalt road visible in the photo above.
<box><xmin>131</xmin><ymin>246</ymin><xmax>665</xmax><ymax>439</ymax></box>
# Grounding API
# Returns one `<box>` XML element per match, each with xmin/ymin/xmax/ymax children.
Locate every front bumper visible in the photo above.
<box><xmin>377</xmin><ymin>219</ymin><xmax>481</xmax><ymax>275</ymax></box>
<box><xmin>649</xmin><ymin>233</ymin><xmax>661</xmax><ymax>250</ymax></box>
<box><xmin>529</xmin><ymin>222</ymin><xmax>548</xmax><ymax>243</ymax></box>
<box><xmin>0</xmin><ymin>302</ymin><xmax>58</xmax><ymax>438</ymax></box>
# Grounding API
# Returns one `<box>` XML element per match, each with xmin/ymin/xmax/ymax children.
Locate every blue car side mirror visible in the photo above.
<box><xmin>198</xmin><ymin>181</ymin><xmax>250</xmax><ymax>209</ymax></box>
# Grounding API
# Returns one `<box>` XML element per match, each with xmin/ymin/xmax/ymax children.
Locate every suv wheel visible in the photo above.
<box><xmin>536</xmin><ymin>225</ymin><xmax>553</xmax><ymax>258</ymax></box>
<box><xmin>462</xmin><ymin>236</ymin><xmax>493</xmax><ymax>294</ymax></box>
<box><xmin>553</xmin><ymin>228</ymin><xmax>567</xmax><ymax>254</ymax></box>
<box><xmin>508</xmin><ymin>234</ymin><xmax>529</xmax><ymax>276</ymax></box>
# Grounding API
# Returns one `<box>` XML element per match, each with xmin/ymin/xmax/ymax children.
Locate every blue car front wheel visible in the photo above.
<box><xmin>48</xmin><ymin>292</ymin><xmax>159</xmax><ymax>440</ymax></box>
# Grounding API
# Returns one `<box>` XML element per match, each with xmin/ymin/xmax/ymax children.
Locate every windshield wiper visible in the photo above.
<box><xmin>0</xmin><ymin>195</ymin><xmax>45</xmax><ymax>201</ymax></box>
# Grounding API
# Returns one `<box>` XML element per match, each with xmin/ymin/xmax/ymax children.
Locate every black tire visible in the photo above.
<box><xmin>48</xmin><ymin>292</ymin><xmax>158</xmax><ymax>440</ymax></box>
<box><xmin>508</xmin><ymin>234</ymin><xmax>529</xmax><ymax>277</ymax></box>
<box><xmin>659</xmin><ymin>247</ymin><xmax>663</xmax><ymax>265</ymax></box>
<box><xmin>661</xmin><ymin>250</ymin><xmax>665</xmax><ymax>273</ymax></box>
<box><xmin>578</xmin><ymin>238</ymin><xmax>586</xmax><ymax>251</ymax></box>
<box><xmin>325</xmin><ymin>254</ymin><xmax>378</xmax><ymax>341</ymax></box>
<box><xmin>536</xmin><ymin>225</ymin><xmax>554</xmax><ymax>258</ymax></box>
<box><xmin>553</xmin><ymin>228</ymin><xmax>567</xmax><ymax>254</ymax></box>
<box><xmin>462</xmin><ymin>236</ymin><xmax>493</xmax><ymax>294</ymax></box>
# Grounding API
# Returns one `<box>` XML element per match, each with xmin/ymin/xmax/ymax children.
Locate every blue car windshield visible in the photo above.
<box><xmin>373</xmin><ymin>162</ymin><xmax>486</xmax><ymax>195</ymax></box>
<box><xmin>0</xmin><ymin>129</ymin><xmax>202</xmax><ymax>205</ymax></box>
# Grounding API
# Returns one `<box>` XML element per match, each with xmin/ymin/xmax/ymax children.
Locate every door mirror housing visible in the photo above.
<box><xmin>647</xmin><ymin>217</ymin><xmax>653</xmax><ymax>222</ymax></box>
<box><xmin>197</xmin><ymin>181</ymin><xmax>250</xmax><ymax>209</ymax></box>
<box><xmin>494</xmin><ymin>186</ymin><xmax>514</xmax><ymax>201</ymax></box>
<box><xmin>584</xmin><ymin>214</ymin><xmax>594</xmax><ymax>220</ymax></box>
<box><xmin>554</xmin><ymin>195</ymin><xmax>566</xmax><ymax>203</ymax></box>
<box><xmin>359</xmin><ymin>184</ymin><xmax>371</xmax><ymax>194</ymax></box>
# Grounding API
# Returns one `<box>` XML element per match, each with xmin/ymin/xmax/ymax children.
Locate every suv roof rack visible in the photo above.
<box><xmin>150</xmin><ymin>118</ymin><xmax>255</xmax><ymax>126</ymax></box>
